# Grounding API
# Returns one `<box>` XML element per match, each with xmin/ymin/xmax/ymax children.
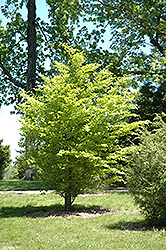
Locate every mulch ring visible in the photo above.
<box><xmin>26</xmin><ymin>207</ymin><xmax>119</xmax><ymax>219</ymax></box>
<box><xmin>25</xmin><ymin>191</ymin><xmax>127</xmax><ymax>219</ymax></box>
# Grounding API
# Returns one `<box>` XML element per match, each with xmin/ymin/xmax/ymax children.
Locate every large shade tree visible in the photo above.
<box><xmin>0</xmin><ymin>0</ymin><xmax>82</xmax><ymax>107</ymax></box>
<box><xmin>0</xmin><ymin>0</ymin><xmax>37</xmax><ymax>105</ymax></box>
<box><xmin>18</xmin><ymin>50</ymin><xmax>142</xmax><ymax>211</ymax></box>
<box><xmin>46</xmin><ymin>0</ymin><xmax>166</xmax><ymax>80</ymax></box>
<box><xmin>50</xmin><ymin>0</ymin><xmax>166</xmax><ymax>125</ymax></box>
<box><xmin>1</xmin><ymin>0</ymin><xmax>165</xmax><ymax>109</ymax></box>
<box><xmin>80</xmin><ymin>0</ymin><xmax>166</xmax><ymax>74</ymax></box>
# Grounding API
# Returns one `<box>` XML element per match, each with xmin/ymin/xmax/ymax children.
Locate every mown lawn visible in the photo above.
<box><xmin>0</xmin><ymin>192</ymin><xmax>166</xmax><ymax>250</ymax></box>
<box><xmin>0</xmin><ymin>179</ymin><xmax>47</xmax><ymax>191</ymax></box>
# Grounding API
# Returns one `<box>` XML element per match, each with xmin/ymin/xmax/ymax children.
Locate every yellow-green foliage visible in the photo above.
<box><xmin>18</xmin><ymin>49</ymin><xmax>141</xmax><ymax>206</ymax></box>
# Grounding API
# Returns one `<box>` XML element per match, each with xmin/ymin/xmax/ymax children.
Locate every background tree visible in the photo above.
<box><xmin>18</xmin><ymin>50</ymin><xmax>141</xmax><ymax>211</ymax></box>
<box><xmin>1</xmin><ymin>0</ymin><xmax>165</xmax><ymax>110</ymax></box>
<box><xmin>46</xmin><ymin>0</ymin><xmax>166</xmax><ymax>78</ymax></box>
<box><xmin>0</xmin><ymin>0</ymin><xmax>37</xmax><ymax>107</ymax></box>
<box><xmin>133</xmin><ymin>82</ymin><xmax>166</xmax><ymax>122</ymax></box>
<box><xmin>13</xmin><ymin>153</ymin><xmax>28</xmax><ymax>179</ymax></box>
<box><xmin>47</xmin><ymin>0</ymin><xmax>166</xmax><ymax>126</ymax></box>
<box><xmin>0</xmin><ymin>139</ymin><xmax>11</xmax><ymax>179</ymax></box>
<box><xmin>0</xmin><ymin>0</ymin><xmax>78</xmax><ymax>108</ymax></box>
<box><xmin>79</xmin><ymin>0</ymin><xmax>166</xmax><ymax>73</ymax></box>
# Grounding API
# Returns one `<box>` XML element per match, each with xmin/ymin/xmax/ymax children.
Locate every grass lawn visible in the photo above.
<box><xmin>0</xmin><ymin>179</ymin><xmax>48</xmax><ymax>191</ymax></box>
<box><xmin>0</xmin><ymin>192</ymin><xmax>166</xmax><ymax>250</ymax></box>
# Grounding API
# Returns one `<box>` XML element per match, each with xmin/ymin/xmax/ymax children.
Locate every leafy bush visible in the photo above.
<box><xmin>13</xmin><ymin>153</ymin><xmax>28</xmax><ymax>179</ymax></box>
<box><xmin>4</xmin><ymin>166</ymin><xmax>19</xmax><ymax>180</ymax></box>
<box><xmin>127</xmin><ymin>115</ymin><xmax>166</xmax><ymax>226</ymax></box>
<box><xmin>0</xmin><ymin>139</ymin><xmax>11</xmax><ymax>179</ymax></box>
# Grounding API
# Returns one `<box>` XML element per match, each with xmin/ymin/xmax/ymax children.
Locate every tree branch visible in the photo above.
<box><xmin>117</xmin><ymin>70</ymin><xmax>165</xmax><ymax>77</ymax></box>
<box><xmin>9</xmin><ymin>36</ymin><xmax>27</xmax><ymax>51</ymax></box>
<box><xmin>150</xmin><ymin>37</ymin><xmax>164</xmax><ymax>55</ymax></box>
<box><xmin>124</xmin><ymin>2</ymin><xmax>166</xmax><ymax>36</ymax></box>
<box><xmin>97</xmin><ymin>0</ymin><xmax>166</xmax><ymax>55</ymax></box>
<box><xmin>0</xmin><ymin>55</ymin><xmax>25</xmax><ymax>89</ymax></box>
<box><xmin>36</xmin><ymin>21</ymin><xmax>50</xmax><ymax>43</ymax></box>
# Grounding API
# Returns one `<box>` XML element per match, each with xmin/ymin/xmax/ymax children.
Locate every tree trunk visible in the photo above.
<box><xmin>24</xmin><ymin>0</ymin><xmax>36</xmax><ymax>177</ymax></box>
<box><xmin>65</xmin><ymin>193</ymin><xmax>72</xmax><ymax>212</ymax></box>
<box><xmin>27</xmin><ymin>0</ymin><xmax>36</xmax><ymax>93</ymax></box>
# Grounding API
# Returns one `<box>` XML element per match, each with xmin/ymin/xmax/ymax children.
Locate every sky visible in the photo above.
<box><xmin>0</xmin><ymin>105</ymin><xmax>21</xmax><ymax>160</ymax></box>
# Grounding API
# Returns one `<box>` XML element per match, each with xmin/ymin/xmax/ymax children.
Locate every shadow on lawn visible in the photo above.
<box><xmin>105</xmin><ymin>219</ymin><xmax>162</xmax><ymax>231</ymax></box>
<box><xmin>0</xmin><ymin>204</ymin><xmax>116</xmax><ymax>218</ymax></box>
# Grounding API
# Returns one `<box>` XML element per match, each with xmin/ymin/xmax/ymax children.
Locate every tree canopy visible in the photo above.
<box><xmin>18</xmin><ymin>49</ymin><xmax>141</xmax><ymax>211</ymax></box>
<box><xmin>0</xmin><ymin>0</ymin><xmax>165</xmax><ymax>109</ymax></box>
<box><xmin>48</xmin><ymin>0</ymin><xmax>166</xmax><ymax>80</ymax></box>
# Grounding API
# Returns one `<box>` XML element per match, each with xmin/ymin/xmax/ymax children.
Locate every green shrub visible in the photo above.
<box><xmin>127</xmin><ymin>115</ymin><xmax>166</xmax><ymax>226</ymax></box>
<box><xmin>0</xmin><ymin>139</ymin><xmax>11</xmax><ymax>179</ymax></box>
<box><xmin>5</xmin><ymin>166</ymin><xmax>19</xmax><ymax>180</ymax></box>
<box><xmin>13</xmin><ymin>153</ymin><xmax>28</xmax><ymax>179</ymax></box>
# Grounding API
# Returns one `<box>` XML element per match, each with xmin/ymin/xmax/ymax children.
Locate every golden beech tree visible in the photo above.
<box><xmin>18</xmin><ymin>49</ymin><xmax>141</xmax><ymax>211</ymax></box>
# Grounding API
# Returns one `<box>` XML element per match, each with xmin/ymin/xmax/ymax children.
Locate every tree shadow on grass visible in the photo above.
<box><xmin>105</xmin><ymin>219</ymin><xmax>165</xmax><ymax>231</ymax></box>
<box><xmin>0</xmin><ymin>204</ymin><xmax>117</xmax><ymax>219</ymax></box>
